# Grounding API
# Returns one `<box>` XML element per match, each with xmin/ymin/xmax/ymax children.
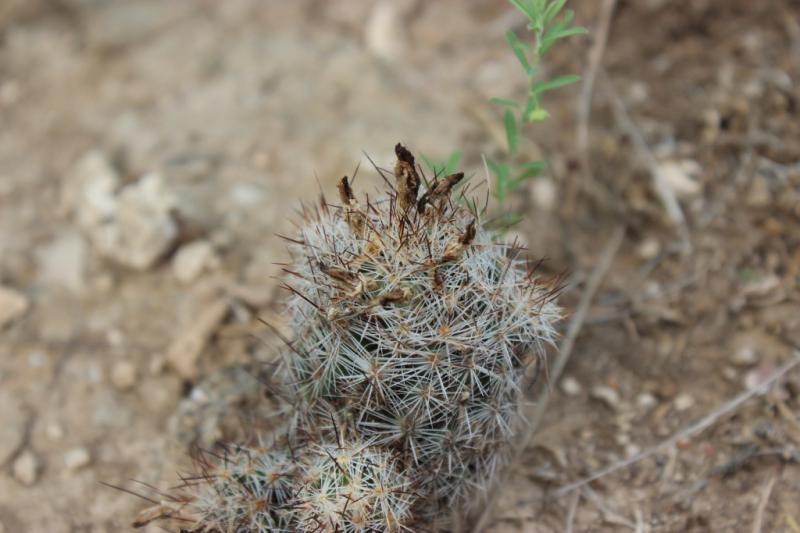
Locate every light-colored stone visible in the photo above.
<box><xmin>531</xmin><ymin>177</ymin><xmax>557</xmax><ymax>210</ymax></box>
<box><xmin>12</xmin><ymin>450</ymin><xmax>40</xmax><ymax>486</ymax></box>
<box><xmin>63</xmin><ymin>447</ymin><xmax>91</xmax><ymax>472</ymax></box>
<box><xmin>172</xmin><ymin>240</ymin><xmax>218</xmax><ymax>284</ymax></box>
<box><xmin>365</xmin><ymin>1</ymin><xmax>407</xmax><ymax>61</ymax></box>
<box><xmin>35</xmin><ymin>232</ymin><xmax>87</xmax><ymax>293</ymax></box>
<box><xmin>590</xmin><ymin>385</ymin><xmax>621</xmax><ymax>411</ymax></box>
<box><xmin>71</xmin><ymin>151</ymin><xmax>178</xmax><ymax>271</ymax></box>
<box><xmin>110</xmin><ymin>361</ymin><xmax>138</xmax><ymax>391</ymax></box>
<box><xmin>70</xmin><ymin>150</ymin><xmax>120</xmax><ymax>229</ymax></box>
<box><xmin>636</xmin><ymin>392</ymin><xmax>658</xmax><ymax>411</ymax></box>
<box><xmin>637</xmin><ymin>238</ymin><xmax>661</xmax><ymax>260</ymax></box>
<box><xmin>656</xmin><ymin>159</ymin><xmax>702</xmax><ymax>198</ymax></box>
<box><xmin>561</xmin><ymin>376</ymin><xmax>583</xmax><ymax>396</ymax></box>
<box><xmin>0</xmin><ymin>285</ymin><xmax>29</xmax><ymax>328</ymax></box>
<box><xmin>167</xmin><ymin>298</ymin><xmax>228</xmax><ymax>379</ymax></box>
<box><xmin>93</xmin><ymin>173</ymin><xmax>178</xmax><ymax>270</ymax></box>
<box><xmin>674</xmin><ymin>393</ymin><xmax>695</xmax><ymax>412</ymax></box>
<box><xmin>46</xmin><ymin>423</ymin><xmax>64</xmax><ymax>441</ymax></box>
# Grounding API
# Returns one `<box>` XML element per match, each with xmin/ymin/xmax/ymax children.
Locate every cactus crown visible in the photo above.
<box><xmin>138</xmin><ymin>144</ymin><xmax>561</xmax><ymax>532</ymax></box>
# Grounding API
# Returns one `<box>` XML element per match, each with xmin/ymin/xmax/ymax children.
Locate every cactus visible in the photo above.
<box><xmin>149</xmin><ymin>435</ymin><xmax>415</xmax><ymax>532</ymax></box>
<box><xmin>282</xmin><ymin>144</ymin><xmax>561</xmax><ymax>521</ymax></box>
<box><xmin>137</xmin><ymin>144</ymin><xmax>561</xmax><ymax>532</ymax></box>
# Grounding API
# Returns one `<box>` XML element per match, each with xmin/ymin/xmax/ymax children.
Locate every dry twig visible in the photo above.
<box><xmin>751</xmin><ymin>474</ymin><xmax>777</xmax><ymax>533</ymax></box>
<box><xmin>554</xmin><ymin>352</ymin><xmax>800</xmax><ymax>498</ymax></box>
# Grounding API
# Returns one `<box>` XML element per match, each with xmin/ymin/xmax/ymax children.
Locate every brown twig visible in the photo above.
<box><xmin>554</xmin><ymin>352</ymin><xmax>800</xmax><ymax>498</ymax></box>
<box><xmin>470</xmin><ymin>224</ymin><xmax>625</xmax><ymax>532</ymax></box>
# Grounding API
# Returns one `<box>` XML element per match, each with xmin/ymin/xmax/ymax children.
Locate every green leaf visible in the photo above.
<box><xmin>504</xmin><ymin>109</ymin><xmax>519</xmax><ymax>156</ymax></box>
<box><xmin>514</xmin><ymin>160</ymin><xmax>546</xmax><ymax>181</ymax></box>
<box><xmin>504</xmin><ymin>31</ymin><xmax>534</xmax><ymax>75</ymax></box>
<box><xmin>489</xmin><ymin>97</ymin><xmax>520</xmax><ymax>109</ymax></box>
<box><xmin>508</xmin><ymin>0</ymin><xmax>536</xmax><ymax>20</ymax></box>
<box><xmin>487</xmin><ymin>160</ymin><xmax>511</xmax><ymax>204</ymax></box>
<box><xmin>532</xmin><ymin>74</ymin><xmax>581</xmax><ymax>96</ymax></box>
<box><xmin>543</xmin><ymin>0</ymin><xmax>567</xmax><ymax>24</ymax></box>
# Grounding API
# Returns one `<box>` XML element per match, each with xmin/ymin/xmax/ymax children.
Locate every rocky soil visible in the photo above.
<box><xmin>1</xmin><ymin>1</ymin><xmax>799</xmax><ymax>532</ymax></box>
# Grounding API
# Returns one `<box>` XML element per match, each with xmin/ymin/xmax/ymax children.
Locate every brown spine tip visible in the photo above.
<box><xmin>460</xmin><ymin>219</ymin><xmax>476</xmax><ymax>245</ymax></box>
<box><xmin>337</xmin><ymin>176</ymin><xmax>355</xmax><ymax>205</ymax></box>
<box><xmin>432</xmin><ymin>172</ymin><xmax>464</xmax><ymax>198</ymax></box>
<box><xmin>394</xmin><ymin>143</ymin><xmax>420</xmax><ymax>212</ymax></box>
<box><xmin>337</xmin><ymin>176</ymin><xmax>366</xmax><ymax>236</ymax></box>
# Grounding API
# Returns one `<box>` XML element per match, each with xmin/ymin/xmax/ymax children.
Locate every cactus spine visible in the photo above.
<box><xmin>139</xmin><ymin>144</ymin><xmax>561</xmax><ymax>532</ymax></box>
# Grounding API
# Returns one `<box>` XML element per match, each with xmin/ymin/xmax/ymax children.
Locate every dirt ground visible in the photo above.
<box><xmin>1</xmin><ymin>1</ymin><xmax>799</xmax><ymax>532</ymax></box>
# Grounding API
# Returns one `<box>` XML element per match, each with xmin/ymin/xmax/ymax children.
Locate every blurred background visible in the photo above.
<box><xmin>1</xmin><ymin>0</ymin><xmax>799</xmax><ymax>531</ymax></box>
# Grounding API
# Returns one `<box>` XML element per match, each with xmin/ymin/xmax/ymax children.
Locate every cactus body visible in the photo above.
<box><xmin>283</xmin><ymin>145</ymin><xmax>560</xmax><ymax>519</ymax></box>
<box><xmin>140</xmin><ymin>144</ymin><xmax>561</xmax><ymax>532</ymax></box>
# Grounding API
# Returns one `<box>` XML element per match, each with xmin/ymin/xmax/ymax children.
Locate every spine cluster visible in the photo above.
<box><xmin>137</xmin><ymin>144</ymin><xmax>561</xmax><ymax>532</ymax></box>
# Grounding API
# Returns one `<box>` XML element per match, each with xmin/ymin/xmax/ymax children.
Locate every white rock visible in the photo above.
<box><xmin>636</xmin><ymin>392</ymin><xmax>658</xmax><ymax>411</ymax></box>
<box><xmin>656</xmin><ymin>159</ymin><xmax>702</xmax><ymax>198</ymax></box>
<box><xmin>637</xmin><ymin>238</ymin><xmax>661</xmax><ymax>260</ymax></box>
<box><xmin>365</xmin><ymin>1</ymin><xmax>407</xmax><ymax>61</ymax></box>
<box><xmin>110</xmin><ymin>361</ymin><xmax>138</xmax><ymax>391</ymax></box>
<box><xmin>63</xmin><ymin>447</ymin><xmax>91</xmax><ymax>472</ymax></box>
<box><xmin>731</xmin><ymin>344</ymin><xmax>758</xmax><ymax>367</ymax></box>
<box><xmin>0</xmin><ymin>285</ymin><xmax>29</xmax><ymax>328</ymax></box>
<box><xmin>36</xmin><ymin>232</ymin><xmax>87</xmax><ymax>293</ymax></box>
<box><xmin>70</xmin><ymin>151</ymin><xmax>178</xmax><ymax>271</ymax></box>
<box><xmin>531</xmin><ymin>178</ymin><xmax>557</xmax><ymax>210</ymax></box>
<box><xmin>12</xmin><ymin>450</ymin><xmax>40</xmax><ymax>486</ymax></box>
<box><xmin>92</xmin><ymin>173</ymin><xmax>178</xmax><ymax>270</ymax></box>
<box><xmin>172</xmin><ymin>240</ymin><xmax>218</xmax><ymax>284</ymax></box>
<box><xmin>591</xmin><ymin>385</ymin><xmax>621</xmax><ymax>410</ymax></box>
<box><xmin>70</xmin><ymin>151</ymin><xmax>120</xmax><ymax>229</ymax></box>
<box><xmin>167</xmin><ymin>298</ymin><xmax>228</xmax><ymax>379</ymax></box>
<box><xmin>674</xmin><ymin>393</ymin><xmax>695</xmax><ymax>412</ymax></box>
<box><xmin>46</xmin><ymin>423</ymin><xmax>64</xmax><ymax>441</ymax></box>
<box><xmin>561</xmin><ymin>376</ymin><xmax>583</xmax><ymax>396</ymax></box>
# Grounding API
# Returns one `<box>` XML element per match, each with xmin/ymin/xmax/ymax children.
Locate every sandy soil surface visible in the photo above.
<box><xmin>1</xmin><ymin>1</ymin><xmax>799</xmax><ymax>531</ymax></box>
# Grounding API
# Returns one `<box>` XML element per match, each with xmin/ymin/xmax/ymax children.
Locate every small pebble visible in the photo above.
<box><xmin>625</xmin><ymin>444</ymin><xmax>642</xmax><ymax>457</ymax></box>
<box><xmin>0</xmin><ymin>285</ymin><xmax>29</xmax><ymax>328</ymax></box>
<box><xmin>561</xmin><ymin>376</ymin><xmax>583</xmax><ymax>396</ymax></box>
<box><xmin>731</xmin><ymin>344</ymin><xmax>758</xmax><ymax>366</ymax></box>
<box><xmin>637</xmin><ymin>238</ymin><xmax>661</xmax><ymax>260</ymax></box>
<box><xmin>590</xmin><ymin>385</ymin><xmax>621</xmax><ymax>410</ymax></box>
<box><xmin>64</xmin><ymin>447</ymin><xmax>91</xmax><ymax>471</ymax></box>
<box><xmin>172</xmin><ymin>240</ymin><xmax>218</xmax><ymax>284</ymax></box>
<box><xmin>12</xmin><ymin>450</ymin><xmax>40</xmax><ymax>486</ymax></box>
<box><xmin>636</xmin><ymin>392</ymin><xmax>658</xmax><ymax>411</ymax></box>
<box><xmin>46</xmin><ymin>423</ymin><xmax>65</xmax><ymax>441</ymax></box>
<box><xmin>744</xmin><ymin>370</ymin><xmax>764</xmax><ymax>391</ymax></box>
<box><xmin>110</xmin><ymin>361</ymin><xmax>137</xmax><ymax>391</ymax></box>
<box><xmin>674</xmin><ymin>393</ymin><xmax>695</xmax><ymax>412</ymax></box>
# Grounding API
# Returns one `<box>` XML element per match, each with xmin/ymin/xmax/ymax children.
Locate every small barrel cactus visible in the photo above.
<box><xmin>282</xmin><ymin>144</ymin><xmax>560</xmax><ymax>520</ymax></box>
<box><xmin>136</xmin><ymin>144</ymin><xmax>561</xmax><ymax>532</ymax></box>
